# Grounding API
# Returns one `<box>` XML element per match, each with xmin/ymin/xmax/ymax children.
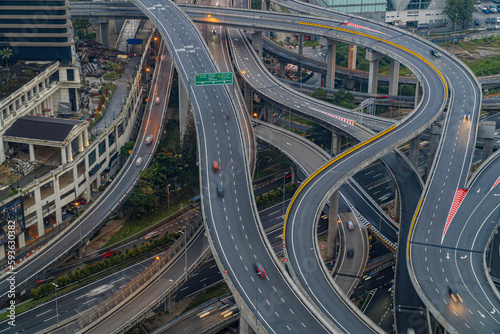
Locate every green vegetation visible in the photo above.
<box><xmin>73</xmin><ymin>19</ymin><xmax>96</xmax><ymax>40</ymax></box>
<box><xmin>465</xmin><ymin>56</ymin><xmax>500</xmax><ymax>77</ymax></box>
<box><xmin>30</xmin><ymin>233</ymin><xmax>178</xmax><ymax>299</ymax></box>
<box><xmin>104</xmin><ymin>72</ymin><xmax>119</xmax><ymax>79</ymax></box>
<box><xmin>255</xmin><ymin>150</ymin><xmax>292</xmax><ymax>180</ymax></box>
<box><xmin>310</xmin><ymin>87</ymin><xmax>356</xmax><ymax>109</ymax></box>
<box><xmin>1</xmin><ymin>47</ymin><xmax>12</xmax><ymax>67</ymax></box>
<box><xmin>120</xmin><ymin>141</ymin><xmax>135</xmax><ymax>157</ymax></box>
<box><xmin>304</xmin><ymin>40</ymin><xmax>320</xmax><ymax>47</ymax></box>
<box><xmin>256</xmin><ymin>183</ymin><xmax>298</xmax><ymax>207</ymax></box>
<box><xmin>183</xmin><ymin>283</ymin><xmax>231</xmax><ymax>313</ymax></box>
<box><xmin>251</xmin><ymin>0</ymin><xmax>261</xmax><ymax>9</ymax></box>
<box><xmin>444</xmin><ymin>0</ymin><xmax>474</xmax><ymax>28</ymax></box>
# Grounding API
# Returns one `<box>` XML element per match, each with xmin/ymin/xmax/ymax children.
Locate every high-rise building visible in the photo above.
<box><xmin>0</xmin><ymin>0</ymin><xmax>74</xmax><ymax>64</ymax></box>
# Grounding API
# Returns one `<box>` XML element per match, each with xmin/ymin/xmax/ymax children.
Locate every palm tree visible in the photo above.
<box><xmin>1</xmin><ymin>48</ymin><xmax>13</xmax><ymax>67</ymax></box>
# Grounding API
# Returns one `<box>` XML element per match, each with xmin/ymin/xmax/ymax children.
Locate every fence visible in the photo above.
<box><xmin>77</xmin><ymin>217</ymin><xmax>203</xmax><ymax>330</ymax></box>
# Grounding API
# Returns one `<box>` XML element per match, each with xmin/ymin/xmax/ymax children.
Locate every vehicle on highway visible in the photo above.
<box><xmin>347</xmin><ymin>220</ymin><xmax>355</xmax><ymax>231</ymax></box>
<box><xmin>255</xmin><ymin>262</ymin><xmax>268</xmax><ymax>278</ymax></box>
<box><xmin>144</xmin><ymin>231</ymin><xmax>159</xmax><ymax>240</ymax></box>
<box><xmin>88</xmin><ymin>284</ymin><xmax>114</xmax><ymax>297</ymax></box>
<box><xmin>448</xmin><ymin>287</ymin><xmax>463</xmax><ymax>303</ymax></box>
<box><xmin>155</xmin><ymin>97</ymin><xmax>160</xmax><ymax>104</ymax></box>
<box><xmin>212</xmin><ymin>160</ymin><xmax>219</xmax><ymax>173</ymax></box>
<box><xmin>347</xmin><ymin>248</ymin><xmax>354</xmax><ymax>257</ymax></box>
<box><xmin>217</xmin><ymin>184</ymin><xmax>224</xmax><ymax>197</ymax></box>
<box><xmin>465</xmin><ymin>110</ymin><xmax>471</xmax><ymax>119</ymax></box>
<box><xmin>36</xmin><ymin>277</ymin><xmax>53</xmax><ymax>284</ymax></box>
<box><xmin>103</xmin><ymin>250</ymin><xmax>117</xmax><ymax>258</ymax></box>
<box><xmin>135</xmin><ymin>157</ymin><xmax>143</xmax><ymax>166</ymax></box>
<box><xmin>431</xmin><ymin>50</ymin><xmax>441</xmax><ymax>58</ymax></box>
<box><xmin>145</xmin><ymin>135</ymin><xmax>153</xmax><ymax>145</ymax></box>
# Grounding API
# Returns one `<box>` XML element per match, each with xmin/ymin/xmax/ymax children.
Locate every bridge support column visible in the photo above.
<box><xmin>280</xmin><ymin>62</ymin><xmax>285</xmax><ymax>78</ymax></box>
<box><xmin>327</xmin><ymin>190</ymin><xmax>339</xmax><ymax>259</ymax></box>
<box><xmin>264</xmin><ymin>101</ymin><xmax>274</xmax><ymax>124</ymax></box>
<box><xmin>427</xmin><ymin>123</ymin><xmax>441</xmax><ymax>179</ymax></box>
<box><xmin>74</xmin><ymin>245</ymin><xmax>84</xmax><ymax>259</ymax></box>
<box><xmin>348</xmin><ymin>44</ymin><xmax>357</xmax><ymax>70</ymax></box>
<box><xmin>239</xmin><ymin>316</ymin><xmax>256</xmax><ymax>334</ymax></box>
<box><xmin>388</xmin><ymin>59</ymin><xmax>400</xmax><ymax>96</ymax></box>
<box><xmin>291</xmin><ymin>167</ymin><xmax>296</xmax><ymax>184</ymax></box>
<box><xmin>480</xmin><ymin>120</ymin><xmax>495</xmax><ymax>161</ymax></box>
<box><xmin>331</xmin><ymin>132</ymin><xmax>341</xmax><ymax>156</ymax></box>
<box><xmin>179</xmin><ymin>77</ymin><xmax>191</xmax><ymax>140</ymax></box>
<box><xmin>97</xmin><ymin>21</ymin><xmax>110</xmax><ymax>48</ymax></box>
<box><xmin>415</xmin><ymin>80</ymin><xmax>421</xmax><ymax>105</ymax></box>
<box><xmin>263</xmin><ymin>0</ymin><xmax>271</xmax><ymax>10</ymax></box>
<box><xmin>252</xmin><ymin>32</ymin><xmax>263</xmax><ymax>58</ymax></box>
<box><xmin>394</xmin><ymin>188</ymin><xmax>400</xmax><ymax>221</ymax></box>
<box><xmin>366</xmin><ymin>49</ymin><xmax>384</xmax><ymax>94</ymax></box>
<box><xmin>326</xmin><ymin>40</ymin><xmax>337</xmax><ymax>89</ymax></box>
<box><xmin>298</xmin><ymin>33</ymin><xmax>304</xmax><ymax>55</ymax></box>
<box><xmin>244</xmin><ymin>83</ymin><xmax>254</xmax><ymax>115</ymax></box>
<box><xmin>114</xmin><ymin>19</ymin><xmax>125</xmax><ymax>34</ymax></box>
<box><xmin>409</xmin><ymin>134</ymin><xmax>420</xmax><ymax>169</ymax></box>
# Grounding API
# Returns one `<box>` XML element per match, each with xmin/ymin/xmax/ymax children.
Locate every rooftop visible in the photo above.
<box><xmin>4</xmin><ymin>116</ymin><xmax>84</xmax><ymax>143</ymax></box>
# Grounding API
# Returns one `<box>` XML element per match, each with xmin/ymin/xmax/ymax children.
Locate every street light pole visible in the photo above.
<box><xmin>52</xmin><ymin>283</ymin><xmax>59</xmax><ymax>324</ymax></box>
<box><xmin>451</xmin><ymin>14</ymin><xmax>458</xmax><ymax>55</ymax></box>
<box><xmin>184</xmin><ymin>227</ymin><xmax>188</xmax><ymax>279</ymax></box>
<box><xmin>156</xmin><ymin>256</ymin><xmax>161</xmax><ymax>306</ymax></box>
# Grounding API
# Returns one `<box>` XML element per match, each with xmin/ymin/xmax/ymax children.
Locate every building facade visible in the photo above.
<box><xmin>316</xmin><ymin>0</ymin><xmax>387</xmax><ymax>21</ymax></box>
<box><xmin>0</xmin><ymin>0</ymin><xmax>74</xmax><ymax>64</ymax></box>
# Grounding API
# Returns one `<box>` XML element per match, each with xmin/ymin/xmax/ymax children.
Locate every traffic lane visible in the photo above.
<box><xmin>143</xmin><ymin>2</ymin><xmax>331</xmax><ymax>332</ymax></box>
<box><xmin>0</xmin><ymin>256</ymin><xmax>156</xmax><ymax>333</ymax></box>
<box><xmin>0</xmin><ymin>47</ymin><xmax>170</xmax><ymax>299</ymax></box>
<box><xmin>86</xmin><ymin>231</ymin><xmax>210</xmax><ymax>333</ymax></box>
<box><xmin>285</xmin><ymin>56</ymin><xmax>444</xmax><ymax>331</ymax></box>
<box><xmin>333</xmin><ymin>212</ymin><xmax>369</xmax><ymax>296</ymax></box>
<box><xmin>363</xmin><ymin>281</ymin><xmax>393</xmax><ymax>332</ymax></box>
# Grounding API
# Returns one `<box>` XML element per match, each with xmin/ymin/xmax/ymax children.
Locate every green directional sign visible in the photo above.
<box><xmin>194</xmin><ymin>72</ymin><xmax>233</xmax><ymax>86</ymax></box>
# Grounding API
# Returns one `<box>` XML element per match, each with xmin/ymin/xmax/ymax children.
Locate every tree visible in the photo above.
<box><xmin>310</xmin><ymin>87</ymin><xmax>328</xmax><ymax>100</ymax></box>
<box><xmin>120</xmin><ymin>141</ymin><xmax>135</xmax><ymax>157</ymax></box>
<box><xmin>1</xmin><ymin>47</ymin><xmax>13</xmax><ymax>67</ymax></box>
<box><xmin>444</xmin><ymin>0</ymin><xmax>474</xmax><ymax>28</ymax></box>
<box><xmin>332</xmin><ymin>89</ymin><xmax>356</xmax><ymax>109</ymax></box>
<box><xmin>73</xmin><ymin>19</ymin><xmax>93</xmax><ymax>39</ymax></box>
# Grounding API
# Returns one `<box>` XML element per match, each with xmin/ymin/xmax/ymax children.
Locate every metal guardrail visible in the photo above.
<box><xmin>200</xmin><ymin>313</ymin><xmax>240</xmax><ymax>334</ymax></box>
<box><xmin>78</xmin><ymin>217</ymin><xmax>203</xmax><ymax>330</ymax></box>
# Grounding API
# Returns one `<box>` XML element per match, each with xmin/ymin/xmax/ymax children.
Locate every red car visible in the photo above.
<box><xmin>255</xmin><ymin>262</ymin><xmax>268</xmax><ymax>279</ymax></box>
<box><xmin>77</xmin><ymin>198</ymin><xmax>87</xmax><ymax>205</ymax></box>
<box><xmin>103</xmin><ymin>250</ymin><xmax>117</xmax><ymax>258</ymax></box>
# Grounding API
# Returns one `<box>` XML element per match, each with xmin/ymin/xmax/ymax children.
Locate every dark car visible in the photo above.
<box><xmin>217</xmin><ymin>184</ymin><xmax>224</xmax><ymax>197</ymax></box>
<box><xmin>347</xmin><ymin>248</ymin><xmax>354</xmax><ymax>257</ymax></box>
<box><xmin>255</xmin><ymin>262</ymin><xmax>268</xmax><ymax>279</ymax></box>
<box><xmin>475</xmin><ymin>19</ymin><xmax>480</xmax><ymax>25</ymax></box>
<box><xmin>431</xmin><ymin>50</ymin><xmax>441</xmax><ymax>58</ymax></box>
<box><xmin>486</xmin><ymin>17</ymin><xmax>491</xmax><ymax>24</ymax></box>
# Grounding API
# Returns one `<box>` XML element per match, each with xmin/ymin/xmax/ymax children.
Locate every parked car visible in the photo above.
<box><xmin>77</xmin><ymin>197</ymin><xmax>87</xmax><ymax>205</ymax></box>
<box><xmin>475</xmin><ymin>19</ymin><xmax>480</xmax><ymax>25</ymax></box>
<box><xmin>486</xmin><ymin>17</ymin><xmax>491</xmax><ymax>24</ymax></box>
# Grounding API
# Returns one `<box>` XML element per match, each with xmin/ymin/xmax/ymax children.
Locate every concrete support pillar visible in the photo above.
<box><xmin>244</xmin><ymin>82</ymin><xmax>254</xmax><ymax>115</ymax></box>
<box><xmin>35</xmin><ymin>188</ymin><xmax>44</xmax><ymax>238</ymax></box>
<box><xmin>321</xmin><ymin>73</ymin><xmax>326</xmax><ymax>87</ymax></box>
<box><xmin>98</xmin><ymin>21</ymin><xmax>110</xmax><ymax>48</ymax></box>
<box><xmin>0</xmin><ymin>244</ymin><xmax>4</xmax><ymax>261</ymax></box>
<box><xmin>280</xmin><ymin>62</ymin><xmax>285</xmax><ymax>78</ymax></box>
<box><xmin>0</xmin><ymin>136</ymin><xmax>4</xmax><ymax>163</ymax></box>
<box><xmin>348</xmin><ymin>44</ymin><xmax>357</xmax><ymax>70</ymax></box>
<box><xmin>178</xmin><ymin>77</ymin><xmax>190</xmax><ymax>140</ymax></box>
<box><xmin>83</xmin><ymin>129</ymin><xmax>89</xmax><ymax>147</ymax></box>
<box><xmin>29</xmin><ymin>144</ymin><xmax>35</xmax><ymax>162</ymax></box>
<box><xmin>394</xmin><ymin>188</ymin><xmax>400</xmax><ymax>221</ymax></box>
<box><xmin>415</xmin><ymin>81</ymin><xmax>421</xmax><ymax>105</ymax></box>
<box><xmin>264</xmin><ymin>102</ymin><xmax>273</xmax><ymax>124</ymax></box>
<box><xmin>479</xmin><ymin>121</ymin><xmax>496</xmax><ymax>161</ymax></box>
<box><xmin>114</xmin><ymin>19</ymin><xmax>125</xmax><ymax>33</ymax></box>
<box><xmin>291</xmin><ymin>167</ymin><xmax>296</xmax><ymax>184</ymax></box>
<box><xmin>17</xmin><ymin>233</ymin><xmax>25</xmax><ymax>249</ymax></box>
<box><xmin>326</xmin><ymin>40</ymin><xmax>337</xmax><ymax>89</ymax></box>
<box><xmin>54</xmin><ymin>177</ymin><xmax>62</xmax><ymax>225</ymax></box>
<box><xmin>239</xmin><ymin>316</ymin><xmax>255</xmax><ymax>334</ymax></box>
<box><xmin>327</xmin><ymin>190</ymin><xmax>339</xmax><ymax>259</ymax></box>
<box><xmin>427</xmin><ymin>124</ymin><xmax>441</xmax><ymax>178</ymax></box>
<box><xmin>409</xmin><ymin>134</ymin><xmax>420</xmax><ymax>169</ymax></box>
<box><xmin>263</xmin><ymin>0</ymin><xmax>270</xmax><ymax>10</ymax></box>
<box><xmin>42</xmin><ymin>79</ymin><xmax>46</xmax><ymax>90</ymax></box>
<box><xmin>366</xmin><ymin>49</ymin><xmax>384</xmax><ymax>95</ymax></box>
<box><xmin>388</xmin><ymin>59</ymin><xmax>400</xmax><ymax>96</ymax></box>
<box><xmin>252</xmin><ymin>32</ymin><xmax>263</xmax><ymax>58</ymax></box>
<box><xmin>78</xmin><ymin>133</ymin><xmax>84</xmax><ymax>152</ymax></box>
<box><xmin>61</xmin><ymin>146</ymin><xmax>67</xmax><ymax>165</ymax></box>
<box><xmin>331</xmin><ymin>132</ymin><xmax>341</xmax><ymax>156</ymax></box>
<box><xmin>97</xmin><ymin>174</ymin><xmax>102</xmax><ymax>188</ymax></box>
<box><xmin>67</xmin><ymin>142</ymin><xmax>73</xmax><ymax>162</ymax></box>
<box><xmin>35</xmin><ymin>83</ymin><xmax>40</xmax><ymax>95</ymax></box>
<box><xmin>298</xmin><ymin>33</ymin><xmax>304</xmax><ymax>55</ymax></box>
<box><xmin>12</xmin><ymin>101</ymin><xmax>16</xmax><ymax>113</ymax></box>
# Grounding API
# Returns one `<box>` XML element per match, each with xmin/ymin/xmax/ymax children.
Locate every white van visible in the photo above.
<box><xmin>155</xmin><ymin>97</ymin><xmax>160</xmax><ymax>104</ymax></box>
<box><xmin>135</xmin><ymin>157</ymin><xmax>143</xmax><ymax>166</ymax></box>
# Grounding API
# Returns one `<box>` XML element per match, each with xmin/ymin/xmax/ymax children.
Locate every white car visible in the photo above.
<box><xmin>145</xmin><ymin>135</ymin><xmax>153</xmax><ymax>145</ymax></box>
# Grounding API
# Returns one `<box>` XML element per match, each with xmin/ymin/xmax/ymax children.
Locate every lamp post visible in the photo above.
<box><xmin>451</xmin><ymin>13</ymin><xmax>458</xmax><ymax>55</ymax></box>
<box><xmin>52</xmin><ymin>283</ymin><xmax>59</xmax><ymax>324</ymax></box>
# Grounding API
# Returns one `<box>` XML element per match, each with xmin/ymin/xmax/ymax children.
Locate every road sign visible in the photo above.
<box><xmin>194</xmin><ymin>72</ymin><xmax>233</xmax><ymax>86</ymax></box>
<box><xmin>224</xmin><ymin>269</ymin><xmax>228</xmax><ymax>274</ymax></box>
<box><xmin>282</xmin><ymin>244</ymin><xmax>286</xmax><ymax>248</ymax></box>
<box><xmin>320</xmin><ymin>243</ymin><xmax>325</xmax><ymax>249</ymax></box>
<box><xmin>283</xmin><ymin>258</ymin><xmax>288</xmax><ymax>263</ymax></box>
<box><xmin>127</xmin><ymin>38</ymin><xmax>142</xmax><ymax>45</ymax></box>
